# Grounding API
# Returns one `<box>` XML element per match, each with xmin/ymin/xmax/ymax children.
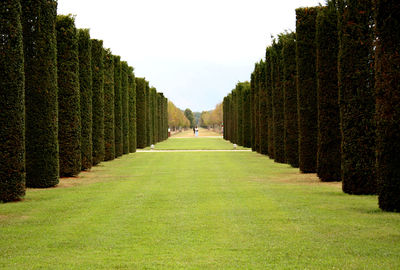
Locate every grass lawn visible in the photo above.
<box><xmin>1</xmin><ymin>138</ymin><xmax>399</xmax><ymax>269</ymax></box>
<box><xmin>143</xmin><ymin>137</ymin><xmax>249</xmax><ymax>150</ymax></box>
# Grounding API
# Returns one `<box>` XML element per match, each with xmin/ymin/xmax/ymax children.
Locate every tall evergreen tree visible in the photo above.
<box><xmin>103</xmin><ymin>49</ymin><xmax>115</xmax><ymax>161</ymax></box>
<box><xmin>121</xmin><ymin>61</ymin><xmax>129</xmax><ymax>154</ymax></box>
<box><xmin>151</xmin><ymin>88</ymin><xmax>158</xmax><ymax>144</ymax></box>
<box><xmin>296</xmin><ymin>7</ymin><xmax>318</xmax><ymax>173</ymax></box>
<box><xmin>259</xmin><ymin>61</ymin><xmax>268</xmax><ymax>155</ymax></box>
<box><xmin>56</xmin><ymin>15</ymin><xmax>81</xmax><ymax>177</ymax></box>
<box><xmin>265</xmin><ymin>48</ymin><xmax>274</xmax><ymax>158</ymax></box>
<box><xmin>316</xmin><ymin>3</ymin><xmax>341</xmax><ymax>181</ymax></box>
<box><xmin>282</xmin><ymin>33</ymin><xmax>299</xmax><ymax>168</ymax></box>
<box><xmin>135</xmin><ymin>77</ymin><xmax>147</xmax><ymax>148</ymax></box>
<box><xmin>338</xmin><ymin>0</ymin><xmax>376</xmax><ymax>194</ymax></box>
<box><xmin>128</xmin><ymin>67</ymin><xmax>137</xmax><ymax>153</ymax></box>
<box><xmin>22</xmin><ymin>0</ymin><xmax>59</xmax><ymax>188</ymax></box>
<box><xmin>113</xmin><ymin>56</ymin><xmax>123</xmax><ymax>157</ymax></box>
<box><xmin>375</xmin><ymin>0</ymin><xmax>400</xmax><ymax>211</ymax></box>
<box><xmin>91</xmin><ymin>39</ymin><xmax>105</xmax><ymax>165</ymax></box>
<box><xmin>78</xmin><ymin>29</ymin><xmax>93</xmax><ymax>170</ymax></box>
<box><xmin>146</xmin><ymin>81</ymin><xmax>152</xmax><ymax>146</ymax></box>
<box><xmin>0</xmin><ymin>0</ymin><xmax>26</xmax><ymax>201</ymax></box>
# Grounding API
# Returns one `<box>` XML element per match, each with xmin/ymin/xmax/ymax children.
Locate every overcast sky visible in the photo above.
<box><xmin>58</xmin><ymin>0</ymin><xmax>322</xmax><ymax>112</ymax></box>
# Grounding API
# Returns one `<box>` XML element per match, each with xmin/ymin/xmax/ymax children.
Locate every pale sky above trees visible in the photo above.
<box><xmin>58</xmin><ymin>0</ymin><xmax>322</xmax><ymax>112</ymax></box>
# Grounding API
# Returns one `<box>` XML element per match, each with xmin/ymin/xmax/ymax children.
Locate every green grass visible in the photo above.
<box><xmin>1</xmin><ymin>138</ymin><xmax>399</xmax><ymax>269</ymax></box>
<box><xmin>144</xmin><ymin>137</ymin><xmax>249</xmax><ymax>150</ymax></box>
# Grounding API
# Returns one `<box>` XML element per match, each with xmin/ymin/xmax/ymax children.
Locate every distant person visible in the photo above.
<box><xmin>195</xmin><ymin>126</ymin><xmax>199</xmax><ymax>137</ymax></box>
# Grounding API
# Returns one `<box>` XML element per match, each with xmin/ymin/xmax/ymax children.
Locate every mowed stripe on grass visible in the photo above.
<box><xmin>1</xmin><ymin>138</ymin><xmax>399</xmax><ymax>269</ymax></box>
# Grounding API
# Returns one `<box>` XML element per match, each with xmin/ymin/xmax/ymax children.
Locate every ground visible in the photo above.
<box><xmin>0</xmin><ymin>137</ymin><xmax>399</xmax><ymax>269</ymax></box>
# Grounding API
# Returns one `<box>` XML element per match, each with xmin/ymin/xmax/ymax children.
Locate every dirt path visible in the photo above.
<box><xmin>171</xmin><ymin>127</ymin><xmax>222</xmax><ymax>138</ymax></box>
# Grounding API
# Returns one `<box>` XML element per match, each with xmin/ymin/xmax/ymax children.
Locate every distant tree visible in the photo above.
<box><xmin>103</xmin><ymin>49</ymin><xmax>115</xmax><ymax>161</ymax></box>
<box><xmin>135</xmin><ymin>77</ymin><xmax>147</xmax><ymax>148</ymax></box>
<box><xmin>184</xmin><ymin>109</ymin><xmax>195</xmax><ymax>128</ymax></box>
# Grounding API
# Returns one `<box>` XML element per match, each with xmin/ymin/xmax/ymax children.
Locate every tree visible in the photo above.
<box><xmin>0</xmin><ymin>0</ymin><xmax>25</xmax><ymax>201</ymax></box>
<box><xmin>146</xmin><ymin>81</ymin><xmax>152</xmax><ymax>145</ymax></box>
<box><xmin>316</xmin><ymin>3</ymin><xmax>341</xmax><ymax>181</ymax></box>
<box><xmin>56</xmin><ymin>15</ymin><xmax>81</xmax><ymax>177</ymax></box>
<box><xmin>103</xmin><ymin>49</ymin><xmax>115</xmax><ymax>161</ymax></box>
<box><xmin>296</xmin><ymin>7</ymin><xmax>318</xmax><ymax>173</ymax></box>
<box><xmin>241</xmin><ymin>83</ymin><xmax>252</xmax><ymax>148</ymax></box>
<box><xmin>375</xmin><ymin>0</ymin><xmax>400</xmax><ymax>211</ymax></box>
<box><xmin>265</xmin><ymin>49</ymin><xmax>274</xmax><ymax>158</ymax></box>
<box><xmin>114</xmin><ymin>56</ymin><xmax>123</xmax><ymax>157</ymax></box>
<box><xmin>128</xmin><ymin>67</ymin><xmax>136</xmax><ymax>153</ymax></box>
<box><xmin>338</xmin><ymin>0</ymin><xmax>376</xmax><ymax>194</ymax></box>
<box><xmin>135</xmin><ymin>77</ymin><xmax>147</xmax><ymax>148</ymax></box>
<box><xmin>121</xmin><ymin>61</ymin><xmax>129</xmax><ymax>154</ymax></box>
<box><xmin>184</xmin><ymin>109</ymin><xmax>195</xmax><ymax>128</ymax></box>
<box><xmin>91</xmin><ymin>39</ymin><xmax>105</xmax><ymax>165</ymax></box>
<box><xmin>78</xmin><ymin>29</ymin><xmax>93</xmax><ymax>169</ymax></box>
<box><xmin>22</xmin><ymin>0</ymin><xmax>59</xmax><ymax>188</ymax></box>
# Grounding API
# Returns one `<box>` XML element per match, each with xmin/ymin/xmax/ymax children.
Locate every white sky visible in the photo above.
<box><xmin>58</xmin><ymin>0</ymin><xmax>322</xmax><ymax>112</ymax></box>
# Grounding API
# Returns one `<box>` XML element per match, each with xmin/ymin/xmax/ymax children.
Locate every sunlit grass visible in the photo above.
<box><xmin>1</xmin><ymin>138</ymin><xmax>399</xmax><ymax>269</ymax></box>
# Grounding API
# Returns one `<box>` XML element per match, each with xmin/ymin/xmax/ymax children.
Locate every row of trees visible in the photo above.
<box><xmin>168</xmin><ymin>101</ymin><xmax>191</xmax><ymax>130</ymax></box>
<box><xmin>222</xmin><ymin>0</ymin><xmax>399</xmax><ymax>212</ymax></box>
<box><xmin>199</xmin><ymin>103</ymin><xmax>223</xmax><ymax>130</ymax></box>
<box><xmin>0</xmin><ymin>0</ymin><xmax>168</xmax><ymax>202</ymax></box>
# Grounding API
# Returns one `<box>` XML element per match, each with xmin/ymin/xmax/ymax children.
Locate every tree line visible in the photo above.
<box><xmin>0</xmin><ymin>0</ymin><xmax>168</xmax><ymax>202</ymax></box>
<box><xmin>222</xmin><ymin>0</ymin><xmax>399</xmax><ymax>212</ymax></box>
<box><xmin>168</xmin><ymin>102</ymin><xmax>191</xmax><ymax>130</ymax></box>
<box><xmin>199</xmin><ymin>103</ymin><xmax>223</xmax><ymax>131</ymax></box>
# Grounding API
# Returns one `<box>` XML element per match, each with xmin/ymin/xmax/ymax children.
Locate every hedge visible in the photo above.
<box><xmin>282</xmin><ymin>32</ymin><xmax>299</xmax><ymax>168</ymax></box>
<box><xmin>113</xmin><ymin>56</ymin><xmax>122</xmax><ymax>157</ymax></box>
<box><xmin>265</xmin><ymin>48</ymin><xmax>274</xmax><ymax>158</ymax></box>
<box><xmin>128</xmin><ymin>67</ymin><xmax>137</xmax><ymax>153</ymax></box>
<box><xmin>250</xmin><ymin>71</ymin><xmax>256</xmax><ymax>150</ymax></box>
<box><xmin>296</xmin><ymin>7</ymin><xmax>318</xmax><ymax>173</ymax></box>
<box><xmin>146</xmin><ymin>81</ymin><xmax>152</xmax><ymax>146</ymax></box>
<box><xmin>316</xmin><ymin>3</ymin><xmax>341</xmax><ymax>181</ymax></box>
<box><xmin>135</xmin><ymin>77</ymin><xmax>147</xmax><ymax>148</ymax></box>
<box><xmin>0</xmin><ymin>0</ymin><xmax>25</xmax><ymax>201</ymax></box>
<box><xmin>151</xmin><ymin>88</ymin><xmax>158</xmax><ymax>144</ymax></box>
<box><xmin>103</xmin><ymin>49</ymin><xmax>115</xmax><ymax>161</ymax></box>
<box><xmin>121</xmin><ymin>61</ymin><xmax>129</xmax><ymax>154</ymax></box>
<box><xmin>22</xmin><ymin>0</ymin><xmax>59</xmax><ymax>188</ymax></box>
<box><xmin>78</xmin><ymin>29</ymin><xmax>93</xmax><ymax>169</ymax></box>
<box><xmin>271</xmin><ymin>39</ymin><xmax>285</xmax><ymax>163</ymax></box>
<box><xmin>258</xmin><ymin>62</ymin><xmax>268</xmax><ymax>154</ymax></box>
<box><xmin>242</xmin><ymin>82</ymin><xmax>252</xmax><ymax>148</ymax></box>
<box><xmin>91</xmin><ymin>39</ymin><xmax>105</xmax><ymax>165</ymax></box>
<box><xmin>56</xmin><ymin>15</ymin><xmax>81</xmax><ymax>177</ymax></box>
<box><xmin>338</xmin><ymin>0</ymin><xmax>376</xmax><ymax>194</ymax></box>
<box><xmin>375</xmin><ymin>0</ymin><xmax>400</xmax><ymax>211</ymax></box>
<box><xmin>163</xmin><ymin>97</ymin><xmax>168</xmax><ymax>140</ymax></box>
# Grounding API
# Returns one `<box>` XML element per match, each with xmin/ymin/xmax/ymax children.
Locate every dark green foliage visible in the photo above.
<box><xmin>0</xmin><ymin>0</ymin><xmax>25</xmax><ymax>201</ymax></box>
<box><xmin>151</xmin><ymin>88</ymin><xmax>158</xmax><ymax>144</ymax></box>
<box><xmin>56</xmin><ymin>15</ymin><xmax>81</xmax><ymax>177</ymax></box>
<box><xmin>223</xmin><ymin>97</ymin><xmax>227</xmax><ymax>140</ymax></box>
<box><xmin>375</xmin><ymin>0</ymin><xmax>400</xmax><ymax>211</ymax></box>
<box><xmin>184</xmin><ymin>109</ymin><xmax>194</xmax><ymax>128</ymax></box>
<box><xmin>103</xmin><ymin>49</ymin><xmax>115</xmax><ymax>161</ymax></box>
<box><xmin>91</xmin><ymin>39</ymin><xmax>104</xmax><ymax>165</ymax></box>
<box><xmin>157</xmin><ymin>93</ymin><xmax>164</xmax><ymax>142</ymax></box>
<box><xmin>271</xmin><ymin>40</ymin><xmax>285</xmax><ymax>163</ymax></box>
<box><xmin>253</xmin><ymin>66</ymin><xmax>260</xmax><ymax>153</ymax></box>
<box><xmin>236</xmin><ymin>84</ymin><xmax>244</xmax><ymax>146</ymax></box>
<box><xmin>316</xmin><ymin>4</ymin><xmax>341</xmax><ymax>181</ymax></box>
<box><xmin>282</xmin><ymin>33</ymin><xmax>299</xmax><ymax>168</ymax></box>
<box><xmin>128</xmin><ymin>67</ymin><xmax>136</xmax><ymax>153</ymax></box>
<box><xmin>265</xmin><ymin>49</ymin><xmax>274</xmax><ymax>159</ymax></box>
<box><xmin>241</xmin><ymin>83</ymin><xmax>252</xmax><ymax>148</ymax></box>
<box><xmin>296</xmin><ymin>7</ymin><xmax>318</xmax><ymax>173</ymax></box>
<box><xmin>258</xmin><ymin>61</ymin><xmax>268</xmax><ymax>155</ymax></box>
<box><xmin>232</xmin><ymin>90</ymin><xmax>237</xmax><ymax>143</ymax></box>
<box><xmin>250</xmin><ymin>70</ymin><xmax>258</xmax><ymax>151</ymax></box>
<box><xmin>22</xmin><ymin>0</ymin><xmax>59</xmax><ymax>188</ymax></box>
<box><xmin>121</xmin><ymin>61</ymin><xmax>129</xmax><ymax>154</ymax></box>
<box><xmin>135</xmin><ymin>77</ymin><xmax>147</xmax><ymax>148</ymax></box>
<box><xmin>163</xmin><ymin>97</ymin><xmax>168</xmax><ymax>139</ymax></box>
<box><xmin>338</xmin><ymin>0</ymin><xmax>376</xmax><ymax>194</ymax></box>
<box><xmin>78</xmin><ymin>29</ymin><xmax>93</xmax><ymax>169</ymax></box>
<box><xmin>113</xmin><ymin>56</ymin><xmax>122</xmax><ymax>157</ymax></box>
<box><xmin>146</xmin><ymin>82</ymin><xmax>152</xmax><ymax>146</ymax></box>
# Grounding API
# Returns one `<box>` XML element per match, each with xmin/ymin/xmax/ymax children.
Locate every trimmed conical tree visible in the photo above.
<box><xmin>375</xmin><ymin>0</ymin><xmax>400</xmax><ymax>211</ymax></box>
<box><xmin>296</xmin><ymin>7</ymin><xmax>318</xmax><ymax>173</ymax></box>
<box><xmin>271</xmin><ymin>39</ymin><xmax>285</xmax><ymax>163</ymax></box>
<box><xmin>128</xmin><ymin>67</ymin><xmax>137</xmax><ymax>153</ymax></box>
<box><xmin>242</xmin><ymin>83</ymin><xmax>252</xmax><ymax>148</ymax></box>
<box><xmin>265</xmin><ymin>48</ymin><xmax>274</xmax><ymax>159</ymax></box>
<box><xmin>78</xmin><ymin>29</ymin><xmax>93</xmax><ymax>170</ymax></box>
<box><xmin>22</xmin><ymin>0</ymin><xmax>59</xmax><ymax>188</ymax></box>
<box><xmin>282</xmin><ymin>32</ymin><xmax>299</xmax><ymax>168</ymax></box>
<box><xmin>91</xmin><ymin>39</ymin><xmax>105</xmax><ymax>165</ymax></box>
<box><xmin>113</xmin><ymin>56</ymin><xmax>123</xmax><ymax>157</ymax></box>
<box><xmin>0</xmin><ymin>0</ymin><xmax>26</xmax><ymax>202</ymax></box>
<box><xmin>121</xmin><ymin>61</ymin><xmax>129</xmax><ymax>154</ymax></box>
<box><xmin>56</xmin><ymin>15</ymin><xmax>81</xmax><ymax>177</ymax></box>
<box><xmin>338</xmin><ymin>0</ymin><xmax>376</xmax><ymax>194</ymax></box>
<box><xmin>258</xmin><ymin>61</ymin><xmax>268</xmax><ymax>155</ymax></box>
<box><xmin>103</xmin><ymin>49</ymin><xmax>115</xmax><ymax>161</ymax></box>
<box><xmin>316</xmin><ymin>3</ymin><xmax>341</xmax><ymax>182</ymax></box>
<box><xmin>135</xmin><ymin>77</ymin><xmax>147</xmax><ymax>148</ymax></box>
<box><xmin>146</xmin><ymin>81</ymin><xmax>152</xmax><ymax>146</ymax></box>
